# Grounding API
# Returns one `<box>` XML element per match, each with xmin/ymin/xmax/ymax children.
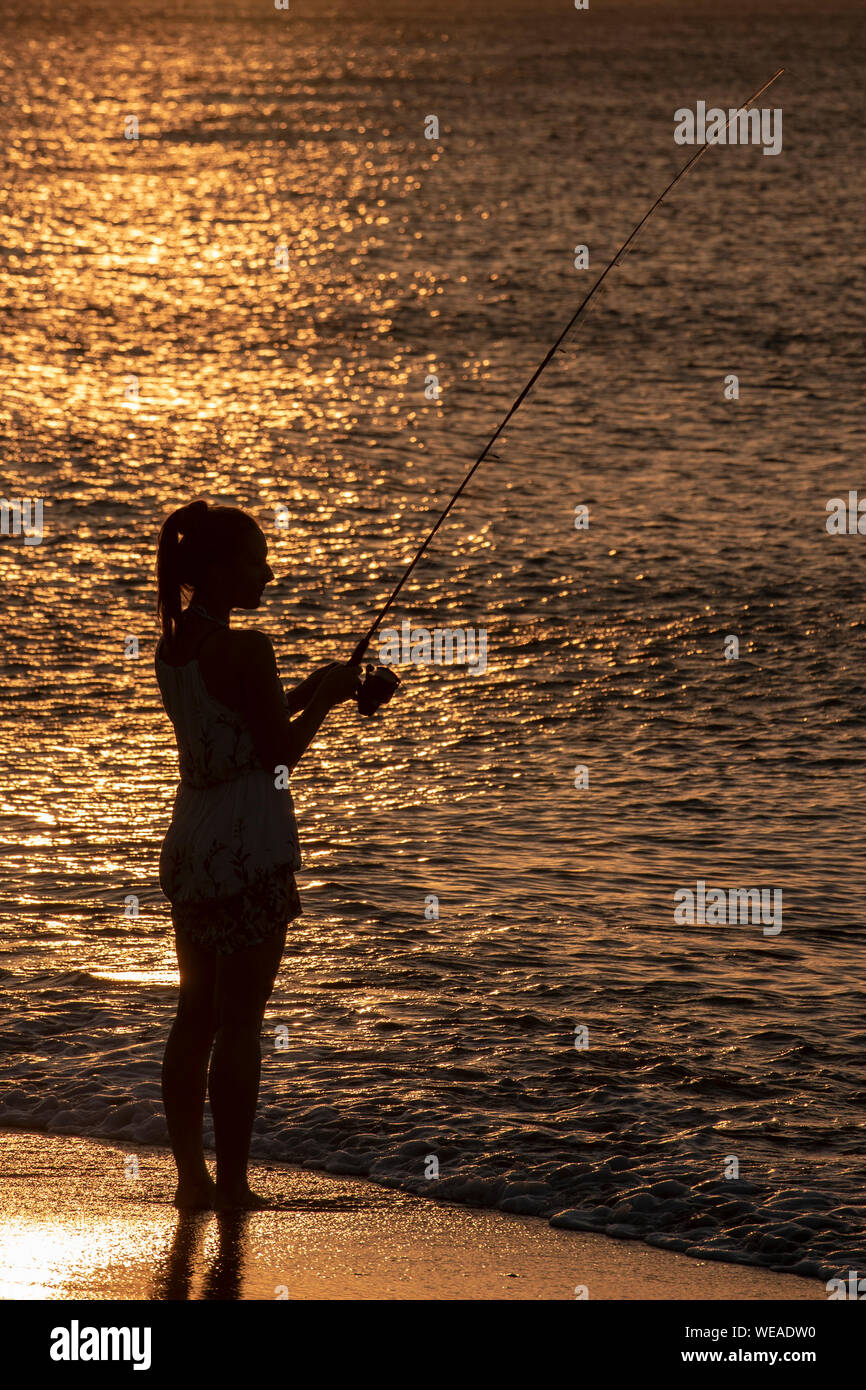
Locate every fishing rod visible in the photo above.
<box><xmin>352</xmin><ymin>67</ymin><xmax>785</xmax><ymax>716</ymax></box>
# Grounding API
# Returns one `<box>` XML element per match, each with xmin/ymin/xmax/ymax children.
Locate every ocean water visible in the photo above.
<box><xmin>1</xmin><ymin>0</ymin><xmax>865</xmax><ymax>1282</ymax></box>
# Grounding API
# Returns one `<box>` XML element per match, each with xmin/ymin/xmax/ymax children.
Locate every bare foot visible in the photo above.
<box><xmin>173</xmin><ymin>1176</ymin><xmax>216</xmax><ymax>1211</ymax></box>
<box><xmin>214</xmin><ymin>1185</ymin><xmax>273</xmax><ymax>1212</ymax></box>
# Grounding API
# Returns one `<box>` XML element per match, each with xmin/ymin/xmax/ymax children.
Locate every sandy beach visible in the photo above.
<box><xmin>0</xmin><ymin>1129</ymin><xmax>825</xmax><ymax>1301</ymax></box>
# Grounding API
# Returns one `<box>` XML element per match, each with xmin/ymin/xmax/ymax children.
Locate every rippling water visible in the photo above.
<box><xmin>1</xmin><ymin>0</ymin><xmax>865</xmax><ymax>1281</ymax></box>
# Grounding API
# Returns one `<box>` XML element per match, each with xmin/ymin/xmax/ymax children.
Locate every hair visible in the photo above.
<box><xmin>156</xmin><ymin>500</ymin><xmax>261</xmax><ymax>643</ymax></box>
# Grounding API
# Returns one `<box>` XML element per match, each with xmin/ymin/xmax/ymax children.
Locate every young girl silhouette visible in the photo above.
<box><xmin>154</xmin><ymin>499</ymin><xmax>361</xmax><ymax>1210</ymax></box>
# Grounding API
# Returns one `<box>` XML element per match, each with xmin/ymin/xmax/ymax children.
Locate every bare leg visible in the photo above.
<box><xmin>161</xmin><ymin>929</ymin><xmax>218</xmax><ymax>1208</ymax></box>
<box><xmin>209</xmin><ymin>924</ymin><xmax>286</xmax><ymax>1209</ymax></box>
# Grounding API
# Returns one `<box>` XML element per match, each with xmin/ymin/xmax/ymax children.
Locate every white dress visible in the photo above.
<box><xmin>154</xmin><ymin>636</ymin><xmax>302</xmax><ymax>950</ymax></box>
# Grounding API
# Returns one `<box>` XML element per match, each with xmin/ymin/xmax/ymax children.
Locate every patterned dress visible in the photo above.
<box><xmin>154</xmin><ymin>632</ymin><xmax>302</xmax><ymax>953</ymax></box>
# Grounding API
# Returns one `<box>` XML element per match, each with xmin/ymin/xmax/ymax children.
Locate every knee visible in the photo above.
<box><xmin>214</xmin><ymin>981</ymin><xmax>273</xmax><ymax>1033</ymax></box>
<box><xmin>213</xmin><ymin>1006</ymin><xmax>266</xmax><ymax>1034</ymax></box>
<box><xmin>174</xmin><ymin>998</ymin><xmax>217</xmax><ymax>1041</ymax></box>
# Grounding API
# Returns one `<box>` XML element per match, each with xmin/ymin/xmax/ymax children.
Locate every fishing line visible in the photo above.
<box><xmin>350</xmin><ymin>68</ymin><xmax>784</xmax><ymax>708</ymax></box>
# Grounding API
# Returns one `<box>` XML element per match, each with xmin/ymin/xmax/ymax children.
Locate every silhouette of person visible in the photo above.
<box><xmin>154</xmin><ymin>499</ymin><xmax>361</xmax><ymax>1210</ymax></box>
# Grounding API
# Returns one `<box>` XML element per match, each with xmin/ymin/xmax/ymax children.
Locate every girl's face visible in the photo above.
<box><xmin>228</xmin><ymin>526</ymin><xmax>274</xmax><ymax>609</ymax></box>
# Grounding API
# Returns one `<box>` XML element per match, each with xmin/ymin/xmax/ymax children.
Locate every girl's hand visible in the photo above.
<box><xmin>319</xmin><ymin>662</ymin><xmax>363</xmax><ymax>706</ymax></box>
<box><xmin>306</xmin><ymin>662</ymin><xmax>342</xmax><ymax>691</ymax></box>
<box><xmin>287</xmin><ymin>663</ymin><xmax>341</xmax><ymax>710</ymax></box>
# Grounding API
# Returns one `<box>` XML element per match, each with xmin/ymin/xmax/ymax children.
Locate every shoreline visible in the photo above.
<box><xmin>0</xmin><ymin>1128</ymin><xmax>826</xmax><ymax>1301</ymax></box>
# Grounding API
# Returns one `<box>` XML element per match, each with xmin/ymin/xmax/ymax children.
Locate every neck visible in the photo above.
<box><xmin>189</xmin><ymin>593</ymin><xmax>231</xmax><ymax>625</ymax></box>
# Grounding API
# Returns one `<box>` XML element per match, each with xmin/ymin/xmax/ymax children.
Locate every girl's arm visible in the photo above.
<box><xmin>283</xmin><ymin>663</ymin><xmax>342</xmax><ymax>716</ymax></box>
<box><xmin>236</xmin><ymin>633</ymin><xmax>360</xmax><ymax>774</ymax></box>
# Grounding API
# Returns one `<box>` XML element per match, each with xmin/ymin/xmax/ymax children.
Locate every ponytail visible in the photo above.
<box><xmin>156</xmin><ymin>499</ymin><xmax>257</xmax><ymax>643</ymax></box>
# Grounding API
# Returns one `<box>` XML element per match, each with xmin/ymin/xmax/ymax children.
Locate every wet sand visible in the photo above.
<box><xmin>0</xmin><ymin>1129</ymin><xmax>825</xmax><ymax>1301</ymax></box>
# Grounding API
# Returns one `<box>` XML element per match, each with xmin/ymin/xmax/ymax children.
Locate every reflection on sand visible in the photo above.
<box><xmin>0</xmin><ymin>1130</ymin><xmax>823</xmax><ymax>1301</ymax></box>
<box><xmin>152</xmin><ymin>1213</ymin><xmax>245</xmax><ymax>1302</ymax></box>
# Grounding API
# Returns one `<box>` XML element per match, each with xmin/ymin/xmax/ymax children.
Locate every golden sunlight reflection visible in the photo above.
<box><xmin>94</xmin><ymin>971</ymin><xmax>179</xmax><ymax>987</ymax></box>
<box><xmin>0</xmin><ymin>1216</ymin><xmax>163</xmax><ymax>1301</ymax></box>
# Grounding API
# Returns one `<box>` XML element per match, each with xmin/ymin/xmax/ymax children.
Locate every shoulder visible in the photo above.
<box><xmin>194</xmin><ymin>627</ymin><xmax>281</xmax><ymax>708</ymax></box>
<box><xmin>224</xmin><ymin>628</ymin><xmax>278</xmax><ymax>677</ymax></box>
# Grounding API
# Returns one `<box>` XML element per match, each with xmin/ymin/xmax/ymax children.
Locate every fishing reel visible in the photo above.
<box><xmin>355</xmin><ymin>663</ymin><xmax>401</xmax><ymax>717</ymax></box>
